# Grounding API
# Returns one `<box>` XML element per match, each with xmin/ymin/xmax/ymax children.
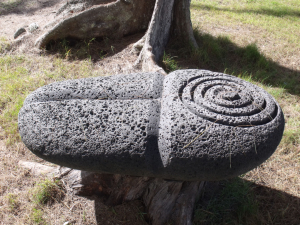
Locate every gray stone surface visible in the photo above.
<box><xmin>14</xmin><ymin>27</ymin><xmax>26</xmax><ymax>39</ymax></box>
<box><xmin>28</xmin><ymin>23</ymin><xmax>39</xmax><ymax>33</ymax></box>
<box><xmin>18</xmin><ymin>70</ymin><xmax>285</xmax><ymax>181</ymax></box>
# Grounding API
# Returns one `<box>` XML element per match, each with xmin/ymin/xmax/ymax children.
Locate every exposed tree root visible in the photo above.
<box><xmin>35</xmin><ymin>0</ymin><xmax>155</xmax><ymax>48</ymax></box>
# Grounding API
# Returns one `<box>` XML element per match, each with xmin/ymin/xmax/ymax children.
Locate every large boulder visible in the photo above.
<box><xmin>18</xmin><ymin>70</ymin><xmax>284</xmax><ymax>181</ymax></box>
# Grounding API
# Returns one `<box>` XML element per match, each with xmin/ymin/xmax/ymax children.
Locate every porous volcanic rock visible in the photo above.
<box><xmin>14</xmin><ymin>27</ymin><xmax>26</xmax><ymax>39</ymax></box>
<box><xmin>159</xmin><ymin>70</ymin><xmax>284</xmax><ymax>180</ymax></box>
<box><xmin>18</xmin><ymin>70</ymin><xmax>285</xmax><ymax>181</ymax></box>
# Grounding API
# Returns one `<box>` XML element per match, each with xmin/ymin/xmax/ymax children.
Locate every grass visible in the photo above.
<box><xmin>31</xmin><ymin>179</ymin><xmax>64</xmax><ymax>206</ymax></box>
<box><xmin>0</xmin><ymin>53</ymin><xmax>103</xmax><ymax>144</ymax></box>
<box><xmin>0</xmin><ymin>37</ymin><xmax>10</xmax><ymax>53</ymax></box>
<box><xmin>29</xmin><ymin>208</ymin><xmax>46</xmax><ymax>224</ymax></box>
<box><xmin>191</xmin><ymin>0</ymin><xmax>300</xmax><ymax>56</ymax></box>
<box><xmin>46</xmin><ymin>37</ymin><xmax>114</xmax><ymax>61</ymax></box>
<box><xmin>162</xmin><ymin>52</ymin><xmax>180</xmax><ymax>72</ymax></box>
<box><xmin>5</xmin><ymin>193</ymin><xmax>19</xmax><ymax>212</ymax></box>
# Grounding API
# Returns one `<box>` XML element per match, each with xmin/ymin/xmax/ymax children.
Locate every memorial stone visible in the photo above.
<box><xmin>18</xmin><ymin>70</ymin><xmax>284</xmax><ymax>181</ymax></box>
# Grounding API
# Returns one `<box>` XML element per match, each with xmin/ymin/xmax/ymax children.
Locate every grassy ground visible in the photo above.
<box><xmin>0</xmin><ymin>0</ymin><xmax>300</xmax><ymax>224</ymax></box>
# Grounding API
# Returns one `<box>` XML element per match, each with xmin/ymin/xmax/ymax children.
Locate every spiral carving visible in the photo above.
<box><xmin>179</xmin><ymin>75</ymin><xmax>278</xmax><ymax>126</ymax></box>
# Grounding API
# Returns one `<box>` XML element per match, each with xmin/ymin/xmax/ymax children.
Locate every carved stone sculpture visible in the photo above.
<box><xmin>18</xmin><ymin>70</ymin><xmax>284</xmax><ymax>181</ymax></box>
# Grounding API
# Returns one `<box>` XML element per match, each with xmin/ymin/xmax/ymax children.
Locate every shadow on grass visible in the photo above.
<box><xmin>81</xmin><ymin>176</ymin><xmax>300</xmax><ymax>225</ymax></box>
<box><xmin>191</xmin><ymin>3</ymin><xmax>300</xmax><ymax>18</ymax></box>
<box><xmin>0</xmin><ymin>0</ymin><xmax>61</xmax><ymax>16</ymax></box>
<box><xmin>93</xmin><ymin>198</ymin><xmax>148</xmax><ymax>225</ymax></box>
<box><xmin>166</xmin><ymin>31</ymin><xmax>300</xmax><ymax>96</ymax></box>
<box><xmin>194</xmin><ymin>178</ymin><xmax>300</xmax><ymax>225</ymax></box>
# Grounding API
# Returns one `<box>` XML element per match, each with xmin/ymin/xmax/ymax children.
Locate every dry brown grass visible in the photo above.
<box><xmin>1</xmin><ymin>0</ymin><xmax>300</xmax><ymax>224</ymax></box>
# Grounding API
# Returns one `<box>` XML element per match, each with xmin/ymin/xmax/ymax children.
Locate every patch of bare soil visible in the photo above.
<box><xmin>0</xmin><ymin>0</ymin><xmax>143</xmax><ymax>75</ymax></box>
<box><xmin>0</xmin><ymin>0</ymin><xmax>62</xmax><ymax>39</ymax></box>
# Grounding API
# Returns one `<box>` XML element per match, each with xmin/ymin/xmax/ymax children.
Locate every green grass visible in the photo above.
<box><xmin>31</xmin><ymin>179</ymin><xmax>63</xmax><ymax>205</ymax></box>
<box><xmin>0</xmin><ymin>50</ymin><xmax>103</xmax><ymax>144</ymax></box>
<box><xmin>0</xmin><ymin>55</ymin><xmax>44</xmax><ymax>144</ymax></box>
<box><xmin>162</xmin><ymin>52</ymin><xmax>180</xmax><ymax>72</ymax></box>
<box><xmin>46</xmin><ymin>37</ymin><xmax>111</xmax><ymax>61</ymax></box>
<box><xmin>0</xmin><ymin>37</ymin><xmax>10</xmax><ymax>53</ymax></box>
<box><xmin>191</xmin><ymin>0</ymin><xmax>300</xmax><ymax>47</ymax></box>
<box><xmin>5</xmin><ymin>193</ymin><xmax>19</xmax><ymax>211</ymax></box>
<box><xmin>30</xmin><ymin>208</ymin><xmax>46</xmax><ymax>224</ymax></box>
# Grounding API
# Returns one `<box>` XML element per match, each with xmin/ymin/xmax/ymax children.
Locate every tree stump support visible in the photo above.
<box><xmin>60</xmin><ymin>168</ymin><xmax>206</xmax><ymax>225</ymax></box>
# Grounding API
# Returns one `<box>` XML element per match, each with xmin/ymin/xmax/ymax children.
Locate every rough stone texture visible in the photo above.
<box><xmin>158</xmin><ymin>70</ymin><xmax>284</xmax><ymax>180</ymax></box>
<box><xmin>28</xmin><ymin>23</ymin><xmax>39</xmax><ymax>33</ymax></box>
<box><xmin>14</xmin><ymin>27</ymin><xmax>26</xmax><ymax>39</ymax></box>
<box><xmin>19</xmin><ymin>72</ymin><xmax>164</xmax><ymax>177</ymax></box>
<box><xmin>18</xmin><ymin>70</ymin><xmax>285</xmax><ymax>181</ymax></box>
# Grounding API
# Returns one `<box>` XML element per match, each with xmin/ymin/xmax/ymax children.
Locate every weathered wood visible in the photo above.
<box><xmin>60</xmin><ymin>169</ymin><xmax>206</xmax><ymax>225</ymax></box>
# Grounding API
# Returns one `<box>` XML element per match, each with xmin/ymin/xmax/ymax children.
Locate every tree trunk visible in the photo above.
<box><xmin>134</xmin><ymin>0</ymin><xmax>198</xmax><ymax>73</ymax></box>
<box><xmin>60</xmin><ymin>169</ymin><xmax>206</xmax><ymax>225</ymax></box>
<box><xmin>172</xmin><ymin>0</ymin><xmax>198</xmax><ymax>48</ymax></box>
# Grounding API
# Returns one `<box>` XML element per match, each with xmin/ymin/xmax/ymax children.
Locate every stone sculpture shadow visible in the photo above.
<box><xmin>63</xmin><ymin>174</ymin><xmax>300</xmax><ymax>224</ymax></box>
<box><xmin>193</xmin><ymin>178</ymin><xmax>300</xmax><ymax>225</ymax></box>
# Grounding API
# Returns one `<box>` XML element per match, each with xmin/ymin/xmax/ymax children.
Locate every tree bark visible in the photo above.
<box><xmin>60</xmin><ymin>169</ymin><xmax>206</xmax><ymax>225</ymax></box>
<box><xmin>134</xmin><ymin>0</ymin><xmax>198</xmax><ymax>73</ymax></box>
<box><xmin>133</xmin><ymin>0</ymin><xmax>174</xmax><ymax>74</ymax></box>
<box><xmin>173</xmin><ymin>0</ymin><xmax>198</xmax><ymax>48</ymax></box>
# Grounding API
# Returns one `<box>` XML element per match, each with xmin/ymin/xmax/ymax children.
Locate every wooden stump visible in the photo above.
<box><xmin>59</xmin><ymin>168</ymin><xmax>206</xmax><ymax>225</ymax></box>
